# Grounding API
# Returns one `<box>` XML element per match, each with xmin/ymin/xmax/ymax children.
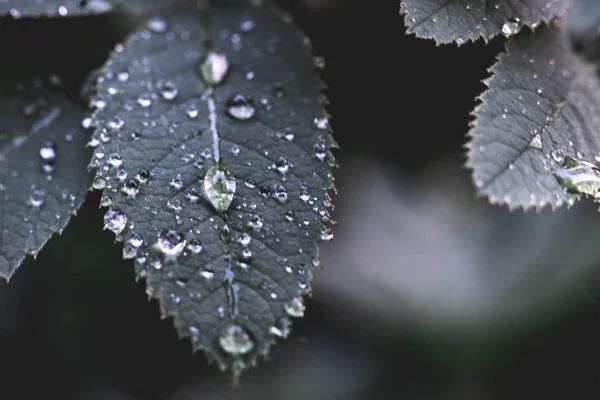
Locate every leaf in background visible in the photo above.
<box><xmin>0</xmin><ymin>78</ymin><xmax>93</xmax><ymax>279</ymax></box>
<box><xmin>565</xmin><ymin>0</ymin><xmax>600</xmax><ymax>62</ymax></box>
<box><xmin>89</xmin><ymin>0</ymin><xmax>335</xmax><ymax>376</ymax></box>
<box><xmin>466</xmin><ymin>22</ymin><xmax>600</xmax><ymax>209</ymax></box>
<box><xmin>0</xmin><ymin>0</ymin><xmax>164</xmax><ymax>17</ymax></box>
<box><xmin>400</xmin><ymin>0</ymin><xmax>570</xmax><ymax>44</ymax></box>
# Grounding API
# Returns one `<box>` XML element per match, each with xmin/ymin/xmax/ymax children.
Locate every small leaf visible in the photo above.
<box><xmin>0</xmin><ymin>0</ymin><xmax>164</xmax><ymax>18</ymax></box>
<box><xmin>400</xmin><ymin>0</ymin><xmax>571</xmax><ymax>44</ymax></box>
<box><xmin>467</xmin><ymin>22</ymin><xmax>600</xmax><ymax>210</ymax></box>
<box><xmin>0</xmin><ymin>77</ymin><xmax>93</xmax><ymax>279</ymax></box>
<box><xmin>89</xmin><ymin>0</ymin><xmax>336</xmax><ymax>376</ymax></box>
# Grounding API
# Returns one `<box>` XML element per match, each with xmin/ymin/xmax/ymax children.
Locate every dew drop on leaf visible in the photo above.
<box><xmin>219</xmin><ymin>325</ymin><xmax>254</xmax><ymax>355</ymax></box>
<box><xmin>284</xmin><ymin>297</ymin><xmax>305</xmax><ymax>317</ymax></box>
<box><xmin>29</xmin><ymin>189</ymin><xmax>45</xmax><ymax>208</ymax></box>
<box><xmin>203</xmin><ymin>164</ymin><xmax>236</xmax><ymax>213</ymax></box>
<box><xmin>159</xmin><ymin>80</ymin><xmax>178</xmax><ymax>100</ymax></box>
<box><xmin>501</xmin><ymin>18</ymin><xmax>522</xmax><ymax>37</ymax></box>
<box><xmin>146</xmin><ymin>17</ymin><xmax>168</xmax><ymax>34</ymax></box>
<box><xmin>530</xmin><ymin>133</ymin><xmax>543</xmax><ymax>150</ymax></box>
<box><xmin>104</xmin><ymin>209</ymin><xmax>127</xmax><ymax>235</ymax></box>
<box><xmin>225</xmin><ymin>94</ymin><xmax>256</xmax><ymax>120</ymax></box>
<box><xmin>155</xmin><ymin>230</ymin><xmax>186</xmax><ymax>259</ymax></box>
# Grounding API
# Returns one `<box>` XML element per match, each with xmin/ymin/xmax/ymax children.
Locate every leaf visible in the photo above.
<box><xmin>565</xmin><ymin>0</ymin><xmax>600</xmax><ymax>62</ymax></box>
<box><xmin>0</xmin><ymin>78</ymin><xmax>93</xmax><ymax>279</ymax></box>
<box><xmin>88</xmin><ymin>0</ymin><xmax>335</xmax><ymax>376</ymax></box>
<box><xmin>400</xmin><ymin>0</ymin><xmax>571</xmax><ymax>44</ymax></box>
<box><xmin>0</xmin><ymin>0</ymin><xmax>164</xmax><ymax>17</ymax></box>
<box><xmin>466</xmin><ymin>22</ymin><xmax>600</xmax><ymax>209</ymax></box>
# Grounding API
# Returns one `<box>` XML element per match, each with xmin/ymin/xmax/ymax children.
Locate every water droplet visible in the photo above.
<box><xmin>39</xmin><ymin>140</ymin><xmax>57</xmax><ymax>163</ymax></box>
<box><xmin>107</xmin><ymin>153</ymin><xmax>123</xmax><ymax>167</ymax></box>
<box><xmin>530</xmin><ymin>134</ymin><xmax>543</xmax><ymax>150</ymax></box>
<box><xmin>313</xmin><ymin>117</ymin><xmax>329</xmax><ymax>130</ymax></box>
<box><xmin>93</xmin><ymin>176</ymin><xmax>107</xmax><ymax>190</ymax></box>
<box><xmin>240</xmin><ymin>19</ymin><xmax>255</xmax><ymax>32</ymax></box>
<box><xmin>273</xmin><ymin>185</ymin><xmax>288</xmax><ymax>203</ymax></box>
<box><xmin>285</xmin><ymin>297</ymin><xmax>306</xmax><ymax>317</ymax></box>
<box><xmin>225</xmin><ymin>94</ymin><xmax>256</xmax><ymax>120</ymax></box>
<box><xmin>259</xmin><ymin>186</ymin><xmax>271</xmax><ymax>198</ymax></box>
<box><xmin>238</xmin><ymin>233</ymin><xmax>251</xmax><ymax>246</ymax></box>
<box><xmin>187</xmin><ymin>238</ymin><xmax>203</xmax><ymax>254</ymax></box>
<box><xmin>244</xmin><ymin>178</ymin><xmax>256</xmax><ymax>189</ymax></box>
<box><xmin>104</xmin><ymin>209</ymin><xmax>127</xmax><ymax>235</ymax></box>
<box><xmin>501</xmin><ymin>18</ymin><xmax>522</xmax><ymax>37</ymax></box>
<box><xmin>136</xmin><ymin>169</ymin><xmax>150</xmax><ymax>183</ymax></box>
<box><xmin>170</xmin><ymin>174</ymin><xmax>184</xmax><ymax>190</ymax></box>
<box><xmin>203</xmin><ymin>164</ymin><xmax>236</xmax><ymax>213</ymax></box>
<box><xmin>200</xmin><ymin>268</ymin><xmax>214</xmax><ymax>280</ymax></box>
<box><xmin>128</xmin><ymin>233</ymin><xmax>144</xmax><ymax>248</ymax></box>
<box><xmin>199</xmin><ymin>52</ymin><xmax>230</xmax><ymax>86</ymax></box>
<box><xmin>146</xmin><ymin>17</ymin><xmax>168</xmax><ymax>33</ymax></box>
<box><xmin>269</xmin><ymin>318</ymin><xmax>290</xmax><ymax>338</ymax></box>
<box><xmin>85</xmin><ymin>0</ymin><xmax>113</xmax><ymax>13</ymax></box>
<box><xmin>122</xmin><ymin>179</ymin><xmax>140</xmax><ymax>198</ymax></box>
<box><xmin>186</xmin><ymin>187</ymin><xmax>200</xmax><ymax>203</ymax></box>
<box><xmin>159</xmin><ymin>80</ymin><xmax>178</xmax><ymax>100</ymax></box>
<box><xmin>247</xmin><ymin>214</ymin><xmax>264</xmax><ymax>231</ymax></box>
<box><xmin>275</xmin><ymin>156</ymin><xmax>289</xmax><ymax>174</ymax></box>
<box><xmin>284</xmin><ymin>210</ymin><xmax>294</xmax><ymax>222</ymax></box>
<box><xmin>100</xmin><ymin>194</ymin><xmax>113</xmax><ymax>207</ymax></box>
<box><xmin>219</xmin><ymin>325</ymin><xmax>254</xmax><ymax>355</ymax></box>
<box><xmin>122</xmin><ymin>243</ymin><xmax>137</xmax><ymax>259</ymax></box>
<box><xmin>137</xmin><ymin>93</ymin><xmax>152</xmax><ymax>107</ymax></box>
<box><xmin>553</xmin><ymin>155</ymin><xmax>600</xmax><ymax>196</ymax></box>
<box><xmin>29</xmin><ymin>189</ymin><xmax>45</xmax><ymax>207</ymax></box>
<box><xmin>155</xmin><ymin>230</ymin><xmax>186</xmax><ymax>259</ymax></box>
<box><xmin>186</xmin><ymin>104</ymin><xmax>199</xmax><ymax>119</ymax></box>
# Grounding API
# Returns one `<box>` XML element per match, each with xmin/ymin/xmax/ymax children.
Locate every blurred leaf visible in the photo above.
<box><xmin>0</xmin><ymin>0</ymin><xmax>164</xmax><ymax>17</ymax></box>
<box><xmin>400</xmin><ymin>0</ymin><xmax>570</xmax><ymax>44</ymax></box>
<box><xmin>565</xmin><ymin>0</ymin><xmax>600</xmax><ymax>62</ymax></box>
<box><xmin>88</xmin><ymin>0</ymin><xmax>335</xmax><ymax>376</ymax></box>
<box><xmin>467</xmin><ymin>22</ymin><xmax>600</xmax><ymax>209</ymax></box>
<box><xmin>0</xmin><ymin>78</ymin><xmax>93</xmax><ymax>279</ymax></box>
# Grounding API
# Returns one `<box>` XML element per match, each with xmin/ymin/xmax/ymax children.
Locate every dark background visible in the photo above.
<box><xmin>2</xmin><ymin>0</ymin><xmax>600</xmax><ymax>399</ymax></box>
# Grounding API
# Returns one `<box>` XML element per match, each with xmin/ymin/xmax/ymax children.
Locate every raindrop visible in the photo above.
<box><xmin>313</xmin><ymin>117</ymin><xmax>329</xmax><ymax>130</ymax></box>
<box><xmin>269</xmin><ymin>318</ymin><xmax>290</xmax><ymax>338</ymax></box>
<box><xmin>107</xmin><ymin>153</ymin><xmax>123</xmax><ymax>167</ymax></box>
<box><xmin>259</xmin><ymin>186</ymin><xmax>271</xmax><ymax>198</ymax></box>
<box><xmin>203</xmin><ymin>164</ymin><xmax>236</xmax><ymax>213</ymax></box>
<box><xmin>93</xmin><ymin>176</ymin><xmax>107</xmax><ymax>190</ymax></box>
<box><xmin>122</xmin><ymin>243</ymin><xmax>137</xmax><ymax>259</ymax></box>
<box><xmin>247</xmin><ymin>214</ymin><xmax>264</xmax><ymax>231</ymax></box>
<box><xmin>146</xmin><ymin>17</ymin><xmax>168</xmax><ymax>33</ymax></box>
<box><xmin>284</xmin><ymin>210</ymin><xmax>294</xmax><ymax>222</ymax></box>
<box><xmin>170</xmin><ymin>174</ymin><xmax>184</xmax><ymax>190</ymax></box>
<box><xmin>275</xmin><ymin>156</ymin><xmax>289</xmax><ymax>174</ymax></box>
<box><xmin>29</xmin><ymin>190</ymin><xmax>45</xmax><ymax>207</ymax></box>
<box><xmin>219</xmin><ymin>325</ymin><xmax>254</xmax><ymax>355</ymax></box>
<box><xmin>186</xmin><ymin>104</ymin><xmax>199</xmax><ymax>119</ymax></box>
<box><xmin>127</xmin><ymin>233</ymin><xmax>144</xmax><ymax>248</ymax></box>
<box><xmin>137</xmin><ymin>93</ymin><xmax>152</xmax><ymax>107</ymax></box>
<box><xmin>104</xmin><ymin>209</ymin><xmax>127</xmax><ymax>235</ymax></box>
<box><xmin>244</xmin><ymin>178</ymin><xmax>256</xmax><ymax>189</ymax></box>
<box><xmin>187</xmin><ymin>238</ymin><xmax>203</xmax><ymax>254</ymax></box>
<box><xmin>225</xmin><ymin>94</ymin><xmax>256</xmax><ymax>120</ymax></box>
<box><xmin>501</xmin><ymin>18</ymin><xmax>522</xmax><ymax>37</ymax></box>
<box><xmin>155</xmin><ymin>230</ymin><xmax>186</xmax><ymax>259</ymax></box>
<box><xmin>159</xmin><ymin>80</ymin><xmax>178</xmax><ymax>100</ymax></box>
<box><xmin>186</xmin><ymin>187</ymin><xmax>200</xmax><ymax>203</ymax></box>
<box><xmin>136</xmin><ymin>169</ymin><xmax>150</xmax><ymax>183</ymax></box>
<box><xmin>122</xmin><ymin>179</ymin><xmax>140</xmax><ymax>198</ymax></box>
<box><xmin>284</xmin><ymin>297</ymin><xmax>305</xmax><ymax>317</ymax></box>
<box><xmin>273</xmin><ymin>185</ymin><xmax>288</xmax><ymax>203</ymax></box>
<box><xmin>238</xmin><ymin>233</ymin><xmax>251</xmax><ymax>246</ymax></box>
<box><xmin>200</xmin><ymin>269</ymin><xmax>214</xmax><ymax>280</ymax></box>
<box><xmin>240</xmin><ymin>19</ymin><xmax>255</xmax><ymax>33</ymax></box>
<box><xmin>100</xmin><ymin>194</ymin><xmax>113</xmax><ymax>207</ymax></box>
<box><xmin>199</xmin><ymin>52</ymin><xmax>230</xmax><ymax>86</ymax></box>
<box><xmin>39</xmin><ymin>140</ymin><xmax>57</xmax><ymax>163</ymax></box>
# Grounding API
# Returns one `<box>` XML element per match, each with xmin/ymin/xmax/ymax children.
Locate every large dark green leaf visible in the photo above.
<box><xmin>400</xmin><ymin>0</ymin><xmax>571</xmax><ymax>44</ymax></box>
<box><xmin>466</xmin><ymin>22</ymin><xmax>600</xmax><ymax>209</ymax></box>
<box><xmin>0</xmin><ymin>0</ymin><xmax>165</xmax><ymax>17</ymax></box>
<box><xmin>88</xmin><ymin>0</ymin><xmax>335</xmax><ymax>376</ymax></box>
<box><xmin>0</xmin><ymin>78</ymin><xmax>93</xmax><ymax>279</ymax></box>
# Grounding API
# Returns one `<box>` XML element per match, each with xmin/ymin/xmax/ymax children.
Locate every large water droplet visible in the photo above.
<box><xmin>203</xmin><ymin>164</ymin><xmax>236</xmax><ymax>213</ymax></box>
<box><xmin>284</xmin><ymin>297</ymin><xmax>305</xmax><ymax>317</ymax></box>
<box><xmin>219</xmin><ymin>325</ymin><xmax>254</xmax><ymax>355</ymax></box>
<box><xmin>155</xmin><ymin>230</ymin><xmax>186</xmax><ymax>259</ymax></box>
<box><xmin>553</xmin><ymin>155</ymin><xmax>600</xmax><ymax>197</ymax></box>
<box><xmin>199</xmin><ymin>52</ymin><xmax>230</xmax><ymax>86</ymax></box>
<box><xmin>104</xmin><ymin>209</ymin><xmax>127</xmax><ymax>235</ymax></box>
<box><xmin>501</xmin><ymin>18</ymin><xmax>522</xmax><ymax>37</ymax></box>
<box><xmin>225</xmin><ymin>94</ymin><xmax>255</xmax><ymax>121</ymax></box>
